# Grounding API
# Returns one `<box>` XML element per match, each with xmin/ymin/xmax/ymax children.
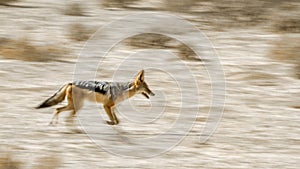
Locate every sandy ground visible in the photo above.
<box><xmin>0</xmin><ymin>0</ymin><xmax>299</xmax><ymax>168</ymax></box>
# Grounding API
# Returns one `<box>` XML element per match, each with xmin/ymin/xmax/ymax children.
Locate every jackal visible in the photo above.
<box><xmin>36</xmin><ymin>70</ymin><xmax>155</xmax><ymax>125</ymax></box>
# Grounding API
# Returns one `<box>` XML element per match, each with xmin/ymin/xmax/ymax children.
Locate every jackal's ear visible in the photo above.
<box><xmin>135</xmin><ymin>69</ymin><xmax>144</xmax><ymax>84</ymax></box>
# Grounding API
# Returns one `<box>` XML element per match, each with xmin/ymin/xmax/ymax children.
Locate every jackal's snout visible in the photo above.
<box><xmin>142</xmin><ymin>87</ymin><xmax>155</xmax><ymax>99</ymax></box>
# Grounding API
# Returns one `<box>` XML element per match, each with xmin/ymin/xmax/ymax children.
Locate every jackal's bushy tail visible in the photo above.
<box><xmin>36</xmin><ymin>83</ymin><xmax>71</xmax><ymax>109</ymax></box>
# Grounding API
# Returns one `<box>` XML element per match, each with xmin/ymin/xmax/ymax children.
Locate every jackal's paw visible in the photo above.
<box><xmin>106</xmin><ymin>121</ymin><xmax>117</xmax><ymax>125</ymax></box>
<box><xmin>72</xmin><ymin>128</ymin><xmax>85</xmax><ymax>134</ymax></box>
<box><xmin>48</xmin><ymin>121</ymin><xmax>55</xmax><ymax>126</ymax></box>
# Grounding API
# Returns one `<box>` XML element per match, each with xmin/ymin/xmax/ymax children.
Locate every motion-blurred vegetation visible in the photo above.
<box><xmin>68</xmin><ymin>23</ymin><xmax>95</xmax><ymax>42</ymax></box>
<box><xmin>1</xmin><ymin>0</ymin><xmax>298</xmax><ymax>75</ymax></box>
<box><xmin>100</xmin><ymin>0</ymin><xmax>139</xmax><ymax>8</ymax></box>
<box><xmin>99</xmin><ymin>0</ymin><xmax>300</xmax><ymax>77</ymax></box>
<box><xmin>0</xmin><ymin>154</ymin><xmax>21</xmax><ymax>169</ymax></box>
<box><xmin>0</xmin><ymin>38</ymin><xmax>68</xmax><ymax>62</ymax></box>
<box><xmin>0</xmin><ymin>0</ymin><xmax>18</xmax><ymax>6</ymax></box>
<box><xmin>33</xmin><ymin>156</ymin><xmax>62</xmax><ymax>169</ymax></box>
<box><xmin>270</xmin><ymin>36</ymin><xmax>300</xmax><ymax>79</ymax></box>
<box><xmin>125</xmin><ymin>33</ymin><xmax>199</xmax><ymax>61</ymax></box>
<box><xmin>125</xmin><ymin>33</ymin><xmax>172</xmax><ymax>49</ymax></box>
<box><xmin>64</xmin><ymin>3</ymin><xmax>86</xmax><ymax>16</ymax></box>
<box><xmin>0</xmin><ymin>153</ymin><xmax>61</xmax><ymax>169</ymax></box>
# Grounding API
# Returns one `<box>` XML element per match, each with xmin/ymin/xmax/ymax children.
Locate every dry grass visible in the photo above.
<box><xmin>177</xmin><ymin>44</ymin><xmax>201</xmax><ymax>61</ymax></box>
<box><xmin>270</xmin><ymin>36</ymin><xmax>300</xmax><ymax>78</ymax></box>
<box><xmin>296</xmin><ymin>60</ymin><xmax>300</xmax><ymax>79</ymax></box>
<box><xmin>163</xmin><ymin>0</ymin><xmax>197</xmax><ymax>12</ymax></box>
<box><xmin>270</xmin><ymin>36</ymin><xmax>300</xmax><ymax>61</ymax></box>
<box><xmin>68</xmin><ymin>23</ymin><xmax>94</xmax><ymax>42</ymax></box>
<box><xmin>0</xmin><ymin>153</ymin><xmax>22</xmax><ymax>169</ymax></box>
<box><xmin>100</xmin><ymin>0</ymin><xmax>297</xmax><ymax>32</ymax></box>
<box><xmin>202</xmin><ymin>1</ymin><xmax>270</xmax><ymax>28</ymax></box>
<box><xmin>269</xmin><ymin>1</ymin><xmax>300</xmax><ymax>33</ymax></box>
<box><xmin>124</xmin><ymin>33</ymin><xmax>201</xmax><ymax>61</ymax></box>
<box><xmin>33</xmin><ymin>156</ymin><xmax>62</xmax><ymax>169</ymax></box>
<box><xmin>0</xmin><ymin>153</ymin><xmax>62</xmax><ymax>169</ymax></box>
<box><xmin>100</xmin><ymin>0</ymin><xmax>140</xmax><ymax>9</ymax></box>
<box><xmin>0</xmin><ymin>38</ymin><xmax>68</xmax><ymax>62</ymax></box>
<box><xmin>0</xmin><ymin>0</ymin><xmax>18</xmax><ymax>5</ymax></box>
<box><xmin>273</xmin><ymin>18</ymin><xmax>300</xmax><ymax>34</ymax></box>
<box><xmin>64</xmin><ymin>3</ymin><xmax>85</xmax><ymax>16</ymax></box>
<box><xmin>125</xmin><ymin>33</ymin><xmax>173</xmax><ymax>49</ymax></box>
<box><xmin>159</xmin><ymin>0</ymin><xmax>272</xmax><ymax>30</ymax></box>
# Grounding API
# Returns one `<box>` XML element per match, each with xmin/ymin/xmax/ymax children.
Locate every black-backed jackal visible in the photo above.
<box><xmin>36</xmin><ymin>70</ymin><xmax>155</xmax><ymax>125</ymax></box>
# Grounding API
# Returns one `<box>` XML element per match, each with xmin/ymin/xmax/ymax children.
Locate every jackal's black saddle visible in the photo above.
<box><xmin>72</xmin><ymin>81</ymin><xmax>110</xmax><ymax>95</ymax></box>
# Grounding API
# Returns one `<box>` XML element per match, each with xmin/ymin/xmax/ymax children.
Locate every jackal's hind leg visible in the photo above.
<box><xmin>49</xmin><ymin>105</ymin><xmax>73</xmax><ymax>125</ymax></box>
<box><xmin>65</xmin><ymin>110</ymin><xmax>76</xmax><ymax>126</ymax></box>
<box><xmin>65</xmin><ymin>102</ymin><xmax>83</xmax><ymax>126</ymax></box>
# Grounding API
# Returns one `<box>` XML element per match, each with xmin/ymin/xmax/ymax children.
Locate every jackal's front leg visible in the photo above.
<box><xmin>103</xmin><ymin>104</ymin><xmax>119</xmax><ymax>125</ymax></box>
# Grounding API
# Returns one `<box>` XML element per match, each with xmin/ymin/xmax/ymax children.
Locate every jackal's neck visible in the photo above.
<box><xmin>128</xmin><ymin>82</ymin><xmax>137</xmax><ymax>97</ymax></box>
<box><xmin>115</xmin><ymin>82</ymin><xmax>136</xmax><ymax>101</ymax></box>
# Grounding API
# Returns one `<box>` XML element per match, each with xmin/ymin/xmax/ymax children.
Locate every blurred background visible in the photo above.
<box><xmin>0</xmin><ymin>0</ymin><xmax>299</xmax><ymax>168</ymax></box>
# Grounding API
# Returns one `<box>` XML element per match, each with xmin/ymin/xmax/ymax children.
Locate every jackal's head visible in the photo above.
<box><xmin>133</xmin><ymin>70</ymin><xmax>155</xmax><ymax>99</ymax></box>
